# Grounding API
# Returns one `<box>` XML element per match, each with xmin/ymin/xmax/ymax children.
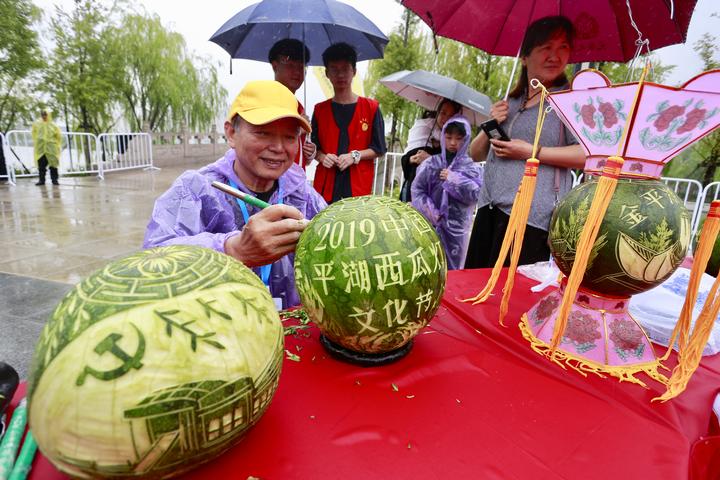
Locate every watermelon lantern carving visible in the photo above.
<box><xmin>522</xmin><ymin>69</ymin><xmax>720</xmax><ymax>387</ymax></box>
<box><xmin>295</xmin><ymin>196</ymin><xmax>447</xmax><ymax>364</ymax></box>
<box><xmin>550</xmin><ymin>180</ymin><xmax>690</xmax><ymax>297</ymax></box>
<box><xmin>27</xmin><ymin>246</ymin><xmax>283</xmax><ymax>479</ymax></box>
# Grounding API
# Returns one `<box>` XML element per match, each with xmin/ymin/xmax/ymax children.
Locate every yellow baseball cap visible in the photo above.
<box><xmin>227</xmin><ymin>80</ymin><xmax>311</xmax><ymax>133</ymax></box>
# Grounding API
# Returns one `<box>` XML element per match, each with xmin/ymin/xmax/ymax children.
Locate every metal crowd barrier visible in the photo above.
<box><xmin>372</xmin><ymin>152</ymin><xmax>402</xmax><ymax>197</ymax></box>
<box><xmin>7</xmin><ymin>130</ymin><xmax>101</xmax><ymax>178</ymax></box>
<box><xmin>97</xmin><ymin>133</ymin><xmax>158</xmax><ymax>179</ymax></box>
<box><xmin>371</xmin><ymin>153</ymin><xmax>489</xmax><ymax>199</ymax></box>
<box><xmin>5</xmin><ymin>130</ymin><xmax>35</xmax><ymax>178</ymax></box>
<box><xmin>374</xmin><ymin>157</ymin><xmax>704</xmax><ymax>218</ymax></box>
<box><xmin>63</xmin><ymin>132</ymin><xmax>100</xmax><ymax>174</ymax></box>
<box><xmin>385</xmin><ymin>152</ymin><xmax>403</xmax><ymax>197</ymax></box>
<box><xmin>0</xmin><ymin>132</ymin><xmax>15</xmax><ymax>185</ymax></box>
<box><xmin>372</xmin><ymin>156</ymin><xmax>379</xmax><ymax>195</ymax></box>
<box><xmin>694</xmin><ymin>181</ymin><xmax>720</xmax><ymax>235</ymax></box>
<box><xmin>5</xmin><ymin>130</ymin><xmax>157</xmax><ymax>181</ymax></box>
<box><xmin>660</xmin><ymin>177</ymin><xmax>703</xmax><ymax>237</ymax></box>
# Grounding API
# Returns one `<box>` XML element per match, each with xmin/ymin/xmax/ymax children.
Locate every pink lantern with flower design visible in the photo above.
<box><xmin>550</xmin><ymin>70</ymin><xmax>720</xmax><ymax>178</ymax></box>
<box><xmin>521</xmin><ymin>69</ymin><xmax>720</xmax><ymax>389</ymax></box>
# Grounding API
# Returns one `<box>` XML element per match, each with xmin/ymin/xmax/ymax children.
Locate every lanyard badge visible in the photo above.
<box><xmin>228</xmin><ymin>179</ymin><xmax>283</xmax><ymax>289</ymax></box>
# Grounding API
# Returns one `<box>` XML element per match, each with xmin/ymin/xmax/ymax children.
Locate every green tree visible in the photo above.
<box><xmin>183</xmin><ymin>58</ymin><xmax>227</xmax><ymax>132</ymax></box>
<box><xmin>0</xmin><ymin>0</ymin><xmax>43</xmax><ymax>132</ymax></box>
<box><xmin>663</xmin><ymin>26</ymin><xmax>720</xmax><ymax>184</ymax></box>
<box><xmin>695</xmin><ymin>31</ymin><xmax>720</xmax><ymax>71</ymax></box>
<box><xmin>687</xmin><ymin>31</ymin><xmax>720</xmax><ymax>185</ymax></box>
<box><xmin>366</xmin><ymin>8</ymin><xmax>515</xmax><ymax>152</ymax></box>
<box><xmin>112</xmin><ymin>13</ymin><xmax>227</xmax><ymax>132</ymax></box>
<box><xmin>44</xmin><ymin>0</ymin><xmax>123</xmax><ymax>135</ymax></box>
<box><xmin>432</xmin><ymin>38</ymin><xmax>513</xmax><ymax>102</ymax></box>
<box><xmin>597</xmin><ymin>56</ymin><xmax>675</xmax><ymax>85</ymax></box>
<box><xmin>365</xmin><ymin>7</ymin><xmax>425</xmax><ymax>152</ymax></box>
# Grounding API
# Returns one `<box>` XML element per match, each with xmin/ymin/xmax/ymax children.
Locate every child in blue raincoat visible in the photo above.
<box><xmin>412</xmin><ymin>115</ymin><xmax>483</xmax><ymax>270</ymax></box>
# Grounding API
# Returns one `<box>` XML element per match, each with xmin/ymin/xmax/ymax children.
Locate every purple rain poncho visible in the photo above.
<box><xmin>411</xmin><ymin>116</ymin><xmax>483</xmax><ymax>270</ymax></box>
<box><xmin>143</xmin><ymin>149</ymin><xmax>327</xmax><ymax>308</ymax></box>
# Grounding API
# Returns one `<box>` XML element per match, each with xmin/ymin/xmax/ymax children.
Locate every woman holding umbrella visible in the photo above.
<box><xmin>464</xmin><ymin>15</ymin><xmax>585</xmax><ymax>268</ymax></box>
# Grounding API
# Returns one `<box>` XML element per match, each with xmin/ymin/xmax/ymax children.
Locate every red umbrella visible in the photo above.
<box><xmin>401</xmin><ymin>0</ymin><xmax>697</xmax><ymax>63</ymax></box>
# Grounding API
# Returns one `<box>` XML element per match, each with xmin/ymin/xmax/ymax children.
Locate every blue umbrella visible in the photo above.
<box><xmin>209</xmin><ymin>0</ymin><xmax>389</xmax><ymax>66</ymax></box>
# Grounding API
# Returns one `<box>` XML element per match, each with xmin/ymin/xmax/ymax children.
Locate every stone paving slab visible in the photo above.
<box><xmin>0</xmin><ymin>160</ymin><xmax>212</xmax><ymax>379</ymax></box>
<box><xmin>0</xmin><ymin>272</ymin><xmax>72</xmax><ymax>379</ymax></box>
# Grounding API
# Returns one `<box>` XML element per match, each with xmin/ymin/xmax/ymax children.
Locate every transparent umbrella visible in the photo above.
<box><xmin>380</xmin><ymin>69</ymin><xmax>492</xmax><ymax>125</ymax></box>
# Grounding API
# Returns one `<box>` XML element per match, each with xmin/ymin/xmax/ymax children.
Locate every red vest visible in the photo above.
<box><xmin>295</xmin><ymin>101</ymin><xmax>307</xmax><ymax>169</ymax></box>
<box><xmin>313</xmin><ymin>96</ymin><xmax>378</xmax><ymax>202</ymax></box>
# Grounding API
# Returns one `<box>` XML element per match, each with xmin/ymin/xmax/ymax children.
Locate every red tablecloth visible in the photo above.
<box><xmin>10</xmin><ymin>270</ymin><xmax>720</xmax><ymax>479</ymax></box>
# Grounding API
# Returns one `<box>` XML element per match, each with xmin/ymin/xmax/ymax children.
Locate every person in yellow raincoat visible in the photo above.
<box><xmin>31</xmin><ymin>110</ymin><xmax>62</xmax><ymax>185</ymax></box>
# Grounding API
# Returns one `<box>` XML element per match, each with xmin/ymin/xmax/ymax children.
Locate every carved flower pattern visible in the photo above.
<box><xmin>121</xmin><ymin>248</ymin><xmax>198</xmax><ymax>277</ymax></box>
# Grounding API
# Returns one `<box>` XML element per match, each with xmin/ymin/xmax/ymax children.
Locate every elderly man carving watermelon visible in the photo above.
<box><xmin>144</xmin><ymin>80</ymin><xmax>327</xmax><ymax>309</ymax></box>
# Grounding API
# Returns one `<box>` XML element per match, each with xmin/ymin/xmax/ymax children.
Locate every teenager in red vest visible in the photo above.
<box><xmin>269</xmin><ymin>39</ymin><xmax>317</xmax><ymax>168</ymax></box>
<box><xmin>311</xmin><ymin>42</ymin><xmax>386</xmax><ymax>203</ymax></box>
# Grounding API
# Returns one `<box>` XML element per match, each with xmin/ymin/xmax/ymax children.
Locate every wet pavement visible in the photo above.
<box><xmin>0</xmin><ymin>162</ymin><xmax>210</xmax><ymax>379</ymax></box>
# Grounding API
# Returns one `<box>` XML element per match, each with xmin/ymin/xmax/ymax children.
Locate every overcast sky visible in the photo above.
<box><xmin>32</xmin><ymin>0</ymin><xmax>719</xmax><ymax>123</ymax></box>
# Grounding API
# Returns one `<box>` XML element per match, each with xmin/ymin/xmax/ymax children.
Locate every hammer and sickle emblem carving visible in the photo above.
<box><xmin>76</xmin><ymin>323</ymin><xmax>146</xmax><ymax>386</ymax></box>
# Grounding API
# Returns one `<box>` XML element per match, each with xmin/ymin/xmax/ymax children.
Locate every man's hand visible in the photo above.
<box><xmin>225</xmin><ymin>204</ymin><xmax>308</xmax><ymax>268</ymax></box>
<box><xmin>490</xmin><ymin>138</ymin><xmax>533</xmax><ymax>160</ymax></box>
<box><xmin>302</xmin><ymin>141</ymin><xmax>317</xmax><ymax>161</ymax></box>
<box><xmin>321</xmin><ymin>153</ymin><xmax>338</xmax><ymax>168</ymax></box>
<box><xmin>336</xmin><ymin>153</ymin><xmax>354</xmax><ymax>171</ymax></box>
<box><xmin>410</xmin><ymin>149</ymin><xmax>430</xmax><ymax>165</ymax></box>
<box><xmin>439</xmin><ymin>168</ymin><xmax>449</xmax><ymax>181</ymax></box>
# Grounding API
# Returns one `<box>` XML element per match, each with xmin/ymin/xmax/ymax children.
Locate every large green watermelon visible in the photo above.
<box><xmin>550</xmin><ymin>178</ymin><xmax>691</xmax><ymax>296</ymax></box>
<box><xmin>295</xmin><ymin>196</ymin><xmax>447</xmax><ymax>354</ymax></box>
<box><xmin>691</xmin><ymin>215</ymin><xmax>720</xmax><ymax>277</ymax></box>
<box><xmin>706</xmin><ymin>236</ymin><xmax>720</xmax><ymax>277</ymax></box>
<box><xmin>28</xmin><ymin>246</ymin><xmax>283</xmax><ymax>479</ymax></box>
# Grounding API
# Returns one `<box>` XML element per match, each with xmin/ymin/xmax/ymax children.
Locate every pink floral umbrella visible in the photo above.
<box><xmin>401</xmin><ymin>0</ymin><xmax>697</xmax><ymax>63</ymax></box>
